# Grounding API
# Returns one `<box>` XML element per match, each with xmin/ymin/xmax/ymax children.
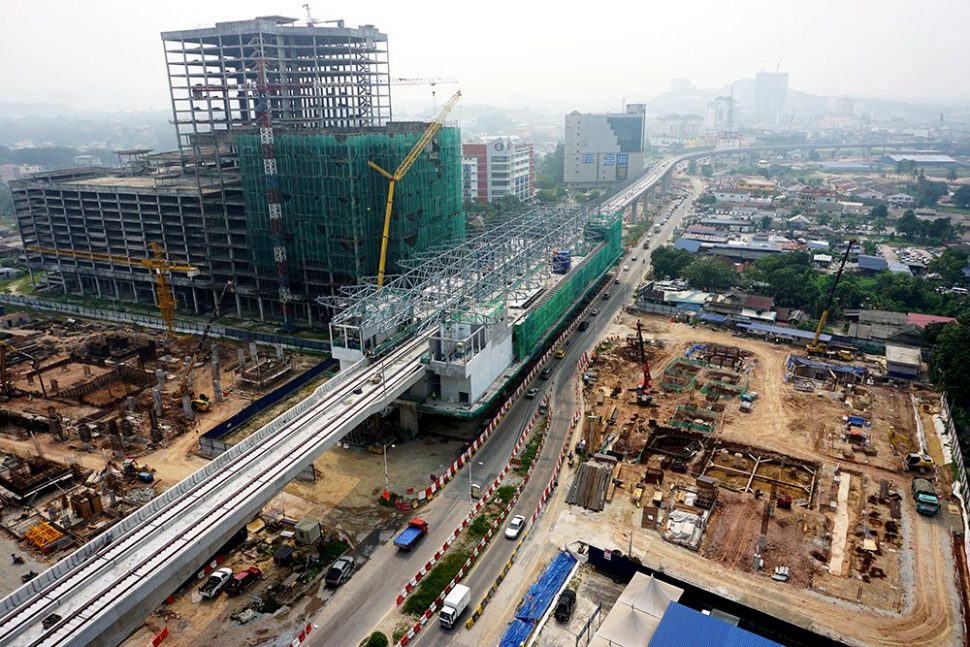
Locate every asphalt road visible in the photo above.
<box><xmin>307</xmin><ymin>356</ymin><xmax>549</xmax><ymax>645</ymax></box>
<box><xmin>410</xmin><ymin>174</ymin><xmax>699</xmax><ymax>646</ymax></box>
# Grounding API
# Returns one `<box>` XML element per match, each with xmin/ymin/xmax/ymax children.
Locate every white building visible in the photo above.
<box><xmin>754</xmin><ymin>71</ymin><xmax>788</xmax><ymax>124</ymax></box>
<box><xmin>462</xmin><ymin>137</ymin><xmax>535</xmax><ymax>203</ymax></box>
<box><xmin>704</xmin><ymin>96</ymin><xmax>735</xmax><ymax>136</ymax></box>
<box><xmin>564</xmin><ymin>105</ymin><xmax>646</xmax><ymax>189</ymax></box>
<box><xmin>888</xmin><ymin>193</ymin><xmax>916</xmax><ymax>208</ymax></box>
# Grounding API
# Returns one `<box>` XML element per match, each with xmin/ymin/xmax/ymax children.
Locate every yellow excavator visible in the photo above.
<box><xmin>806</xmin><ymin>239</ymin><xmax>856</xmax><ymax>358</ymax></box>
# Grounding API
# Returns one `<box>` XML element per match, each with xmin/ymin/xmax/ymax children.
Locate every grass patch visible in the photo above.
<box><xmin>392</xmin><ymin>627</ymin><xmax>407</xmax><ymax>644</ymax></box>
<box><xmin>496</xmin><ymin>485</ymin><xmax>517</xmax><ymax>505</ymax></box>
<box><xmin>402</xmin><ymin>549</ymin><xmax>470</xmax><ymax>616</ymax></box>
<box><xmin>469</xmin><ymin>514</ymin><xmax>490</xmax><ymax>537</ymax></box>
<box><xmin>318</xmin><ymin>539</ymin><xmax>350</xmax><ymax>565</ymax></box>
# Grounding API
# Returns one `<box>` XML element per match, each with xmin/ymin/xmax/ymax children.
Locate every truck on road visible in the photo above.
<box><xmin>394</xmin><ymin>518</ymin><xmax>429</xmax><ymax>551</ymax></box>
<box><xmin>912</xmin><ymin>478</ymin><xmax>941</xmax><ymax>516</ymax></box>
<box><xmin>439</xmin><ymin>584</ymin><xmax>471</xmax><ymax>629</ymax></box>
<box><xmin>198</xmin><ymin>567</ymin><xmax>233</xmax><ymax>599</ymax></box>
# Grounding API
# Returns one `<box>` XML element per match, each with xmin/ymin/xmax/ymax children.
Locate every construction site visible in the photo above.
<box><xmin>559</xmin><ymin>308</ymin><xmax>964</xmax><ymax>643</ymax></box>
<box><xmin>0</xmin><ymin>309</ymin><xmax>322</xmax><ymax>588</ymax></box>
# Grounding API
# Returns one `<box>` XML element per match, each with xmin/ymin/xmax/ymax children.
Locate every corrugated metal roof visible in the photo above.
<box><xmin>674</xmin><ymin>238</ymin><xmax>702</xmax><ymax>253</ymax></box>
<box><xmin>857</xmin><ymin>255</ymin><xmax>888</xmax><ymax>271</ymax></box>
<box><xmin>738</xmin><ymin>322</ymin><xmax>831</xmax><ymax>342</ymax></box>
<box><xmin>648</xmin><ymin>603</ymin><xmax>782</xmax><ymax>647</ymax></box>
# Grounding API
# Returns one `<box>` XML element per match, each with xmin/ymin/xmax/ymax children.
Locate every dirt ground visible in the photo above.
<box><xmin>564</xmin><ymin>311</ymin><xmax>963</xmax><ymax>644</ymax></box>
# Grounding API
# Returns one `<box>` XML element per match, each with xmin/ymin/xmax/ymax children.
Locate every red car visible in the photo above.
<box><xmin>225</xmin><ymin>566</ymin><xmax>262</xmax><ymax>596</ymax></box>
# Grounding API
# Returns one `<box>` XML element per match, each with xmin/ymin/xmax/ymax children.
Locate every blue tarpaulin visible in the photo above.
<box><xmin>649</xmin><ymin>602</ymin><xmax>782</xmax><ymax>647</ymax></box>
<box><xmin>696</xmin><ymin>312</ymin><xmax>728</xmax><ymax>324</ymax></box>
<box><xmin>500</xmin><ymin>550</ymin><xmax>577</xmax><ymax>647</ymax></box>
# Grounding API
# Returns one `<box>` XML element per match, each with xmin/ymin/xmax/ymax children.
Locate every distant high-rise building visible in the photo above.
<box><xmin>563</xmin><ymin>104</ymin><xmax>646</xmax><ymax>190</ymax></box>
<box><xmin>704</xmin><ymin>96</ymin><xmax>735</xmax><ymax>136</ymax></box>
<box><xmin>162</xmin><ymin>16</ymin><xmax>392</xmax><ymax>153</ymax></box>
<box><xmin>462</xmin><ymin>137</ymin><xmax>535</xmax><ymax>203</ymax></box>
<box><xmin>754</xmin><ymin>71</ymin><xmax>788</xmax><ymax>123</ymax></box>
<box><xmin>833</xmin><ymin>96</ymin><xmax>854</xmax><ymax>117</ymax></box>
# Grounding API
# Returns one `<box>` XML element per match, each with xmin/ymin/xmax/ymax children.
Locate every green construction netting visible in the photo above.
<box><xmin>669</xmin><ymin>404</ymin><xmax>720</xmax><ymax>433</ymax></box>
<box><xmin>512</xmin><ymin>216</ymin><xmax>622</xmax><ymax>360</ymax></box>
<box><xmin>238</xmin><ymin>127</ymin><xmax>464</xmax><ymax>289</ymax></box>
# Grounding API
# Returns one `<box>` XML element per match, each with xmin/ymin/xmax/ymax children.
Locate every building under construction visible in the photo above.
<box><xmin>12</xmin><ymin>16</ymin><xmax>463</xmax><ymax>324</ymax></box>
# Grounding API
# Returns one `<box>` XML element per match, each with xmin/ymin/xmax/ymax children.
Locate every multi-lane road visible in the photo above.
<box><xmin>340</xmin><ymin>167</ymin><xmax>690</xmax><ymax>647</ymax></box>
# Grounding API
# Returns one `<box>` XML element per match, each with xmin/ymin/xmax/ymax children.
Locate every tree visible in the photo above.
<box><xmin>700</xmin><ymin>164</ymin><xmax>713</xmax><ymax>178</ymax></box>
<box><xmin>650</xmin><ymin>246</ymin><xmax>694</xmax><ymax>280</ymax></box>
<box><xmin>366</xmin><ymin>633</ymin><xmax>389</xmax><ymax>647</ymax></box>
<box><xmin>947</xmin><ymin>167</ymin><xmax>958</xmax><ymax>182</ymax></box>
<box><xmin>683</xmin><ymin>257</ymin><xmax>736</xmax><ymax>291</ymax></box>
<box><xmin>697</xmin><ymin>194</ymin><xmax>716</xmax><ymax>205</ymax></box>
<box><xmin>953</xmin><ymin>185</ymin><xmax>970</xmax><ymax>209</ymax></box>
<box><xmin>912</xmin><ymin>177</ymin><xmax>948</xmax><ymax>207</ymax></box>
<box><xmin>808</xmin><ymin>149</ymin><xmax>820</xmax><ymax>161</ymax></box>
<box><xmin>687</xmin><ymin>160</ymin><xmax>697</xmax><ymax>175</ymax></box>
<box><xmin>869</xmin><ymin>203</ymin><xmax>888</xmax><ymax>219</ymax></box>
<box><xmin>538</xmin><ymin>144</ymin><xmax>565</xmax><ymax>187</ymax></box>
<box><xmin>928</xmin><ymin>216</ymin><xmax>954</xmax><ymax>242</ymax></box>
<box><xmin>871</xmin><ymin>220</ymin><xmax>887</xmax><ymax>235</ymax></box>
<box><xmin>760</xmin><ymin>214</ymin><xmax>773</xmax><ymax>231</ymax></box>
<box><xmin>896</xmin><ymin>210</ymin><xmax>920</xmax><ymax>240</ymax></box>
<box><xmin>929</xmin><ymin>248</ymin><xmax>969</xmax><ymax>285</ymax></box>
<box><xmin>933</xmin><ymin>319</ymin><xmax>970</xmax><ymax>408</ymax></box>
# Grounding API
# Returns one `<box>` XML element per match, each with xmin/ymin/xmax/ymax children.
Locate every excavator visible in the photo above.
<box><xmin>173</xmin><ymin>280</ymin><xmax>234</xmax><ymax>413</ymax></box>
<box><xmin>806</xmin><ymin>239</ymin><xmax>856</xmax><ymax>360</ymax></box>
<box><xmin>635</xmin><ymin>320</ymin><xmax>654</xmax><ymax>405</ymax></box>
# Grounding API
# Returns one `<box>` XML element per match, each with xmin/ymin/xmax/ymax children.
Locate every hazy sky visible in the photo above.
<box><xmin>3</xmin><ymin>0</ymin><xmax>969</xmax><ymax>115</ymax></box>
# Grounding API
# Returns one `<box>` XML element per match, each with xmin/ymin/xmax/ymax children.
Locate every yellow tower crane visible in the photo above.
<box><xmin>26</xmin><ymin>242</ymin><xmax>200</xmax><ymax>336</ymax></box>
<box><xmin>368</xmin><ymin>90</ymin><xmax>462</xmax><ymax>288</ymax></box>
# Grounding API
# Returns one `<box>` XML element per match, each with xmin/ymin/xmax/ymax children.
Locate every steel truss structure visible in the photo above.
<box><xmin>324</xmin><ymin>205</ymin><xmax>613</xmax><ymax>355</ymax></box>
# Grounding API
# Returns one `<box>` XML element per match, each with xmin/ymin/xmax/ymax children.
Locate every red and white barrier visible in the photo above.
<box><xmin>286</xmin><ymin>623</ymin><xmax>317</xmax><ymax>647</ymax></box>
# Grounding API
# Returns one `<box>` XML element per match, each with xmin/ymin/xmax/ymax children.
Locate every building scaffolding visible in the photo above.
<box><xmin>325</xmin><ymin>206</ymin><xmax>619</xmax><ymax>359</ymax></box>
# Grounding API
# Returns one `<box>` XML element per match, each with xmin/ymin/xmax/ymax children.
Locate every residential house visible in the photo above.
<box><xmin>853</xmin><ymin>188</ymin><xmax>885</xmax><ymax>202</ymax></box>
<box><xmin>787</xmin><ymin>214</ymin><xmax>811</xmax><ymax>230</ymax></box>
<box><xmin>698</xmin><ymin>217</ymin><xmax>756</xmax><ymax>233</ymax></box>
<box><xmin>887</xmin><ymin>193</ymin><xmax>916</xmax><ymax>208</ymax></box>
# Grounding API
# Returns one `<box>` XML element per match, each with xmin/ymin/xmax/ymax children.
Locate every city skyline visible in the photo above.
<box><xmin>3</xmin><ymin>0</ymin><xmax>970</xmax><ymax>115</ymax></box>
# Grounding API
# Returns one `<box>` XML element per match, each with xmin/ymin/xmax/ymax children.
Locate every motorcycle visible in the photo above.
<box><xmin>21</xmin><ymin>570</ymin><xmax>37</xmax><ymax>583</ymax></box>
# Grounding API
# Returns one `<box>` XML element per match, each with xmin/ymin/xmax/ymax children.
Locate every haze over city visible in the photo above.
<box><xmin>3</xmin><ymin>0</ymin><xmax>970</xmax><ymax>113</ymax></box>
<box><xmin>2</xmin><ymin>3</ymin><xmax>970</xmax><ymax>647</ymax></box>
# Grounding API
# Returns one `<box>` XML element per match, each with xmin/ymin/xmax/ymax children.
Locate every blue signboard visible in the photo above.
<box><xmin>581</xmin><ymin>153</ymin><xmax>595</xmax><ymax>164</ymax></box>
<box><xmin>603</xmin><ymin>154</ymin><xmax>615</xmax><ymax>166</ymax></box>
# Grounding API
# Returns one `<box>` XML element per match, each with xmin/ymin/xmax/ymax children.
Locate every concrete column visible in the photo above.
<box><xmin>152</xmin><ymin>387</ymin><xmax>163</xmax><ymax>417</ymax></box>
<box><xmin>211</xmin><ymin>343</ymin><xmax>223</xmax><ymax>402</ymax></box>
<box><xmin>127</xmin><ymin>396</ymin><xmax>135</xmax><ymax>413</ymax></box>
<box><xmin>237</xmin><ymin>348</ymin><xmax>246</xmax><ymax>369</ymax></box>
<box><xmin>257</xmin><ymin>297</ymin><xmax>265</xmax><ymax>322</ymax></box>
<box><xmin>397</xmin><ymin>401</ymin><xmax>420</xmax><ymax>438</ymax></box>
<box><xmin>155</xmin><ymin>369</ymin><xmax>165</xmax><ymax>389</ymax></box>
<box><xmin>249</xmin><ymin>343</ymin><xmax>258</xmax><ymax>365</ymax></box>
<box><xmin>182</xmin><ymin>394</ymin><xmax>194</xmax><ymax>419</ymax></box>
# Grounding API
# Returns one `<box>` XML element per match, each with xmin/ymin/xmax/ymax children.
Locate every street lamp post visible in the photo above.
<box><xmin>383</xmin><ymin>442</ymin><xmax>395</xmax><ymax>495</ymax></box>
<box><xmin>469</xmin><ymin>459</ymin><xmax>484</xmax><ymax>500</ymax></box>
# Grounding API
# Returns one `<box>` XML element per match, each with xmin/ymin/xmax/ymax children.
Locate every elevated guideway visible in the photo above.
<box><xmin>0</xmin><ymin>140</ymin><xmax>912</xmax><ymax>646</ymax></box>
<box><xmin>0</xmin><ymin>334</ymin><xmax>429</xmax><ymax>647</ymax></box>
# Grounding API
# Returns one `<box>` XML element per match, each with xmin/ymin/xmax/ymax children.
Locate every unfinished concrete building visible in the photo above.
<box><xmin>12</xmin><ymin>17</ymin><xmax>464</xmax><ymax>324</ymax></box>
<box><xmin>162</xmin><ymin>16</ymin><xmax>392</xmax><ymax>152</ymax></box>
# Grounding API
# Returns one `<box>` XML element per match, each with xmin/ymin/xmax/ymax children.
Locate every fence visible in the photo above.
<box><xmin>0</xmin><ymin>294</ymin><xmax>331</xmax><ymax>353</ymax></box>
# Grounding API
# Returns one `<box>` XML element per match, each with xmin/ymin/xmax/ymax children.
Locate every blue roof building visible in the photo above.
<box><xmin>649</xmin><ymin>602</ymin><xmax>782</xmax><ymax>647</ymax></box>
<box><xmin>857</xmin><ymin>255</ymin><xmax>888</xmax><ymax>272</ymax></box>
<box><xmin>674</xmin><ymin>238</ymin><xmax>702</xmax><ymax>253</ymax></box>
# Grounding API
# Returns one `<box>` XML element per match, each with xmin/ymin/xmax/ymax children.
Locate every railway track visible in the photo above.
<box><xmin>0</xmin><ymin>333</ymin><xmax>430</xmax><ymax>647</ymax></box>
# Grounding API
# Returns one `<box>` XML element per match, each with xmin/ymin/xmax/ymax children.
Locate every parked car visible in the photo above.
<box><xmin>525</xmin><ymin>387</ymin><xmax>540</xmax><ymax>399</ymax></box>
<box><xmin>225</xmin><ymin>566</ymin><xmax>262</xmax><ymax>596</ymax></box>
<box><xmin>602</xmin><ymin>292</ymin><xmax>610</xmax><ymax>300</ymax></box>
<box><xmin>554</xmin><ymin>589</ymin><xmax>577</xmax><ymax>622</ymax></box>
<box><xmin>505</xmin><ymin>515</ymin><xmax>526</xmax><ymax>539</ymax></box>
<box><xmin>578</xmin><ymin>320</ymin><xmax>590</xmax><ymax>331</ymax></box>
<box><xmin>198</xmin><ymin>567</ymin><xmax>234</xmax><ymax>599</ymax></box>
<box><xmin>325</xmin><ymin>555</ymin><xmax>356</xmax><ymax>587</ymax></box>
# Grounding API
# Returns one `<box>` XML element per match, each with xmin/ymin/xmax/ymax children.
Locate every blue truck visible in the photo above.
<box><xmin>394</xmin><ymin>518</ymin><xmax>429</xmax><ymax>551</ymax></box>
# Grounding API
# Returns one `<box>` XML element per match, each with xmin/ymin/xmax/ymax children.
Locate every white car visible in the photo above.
<box><xmin>505</xmin><ymin>515</ymin><xmax>526</xmax><ymax>539</ymax></box>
